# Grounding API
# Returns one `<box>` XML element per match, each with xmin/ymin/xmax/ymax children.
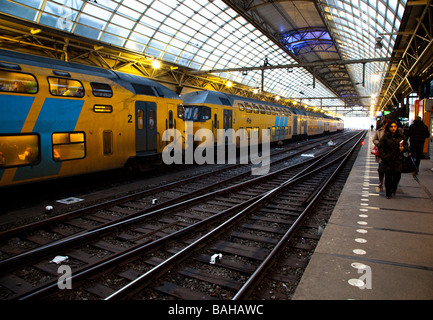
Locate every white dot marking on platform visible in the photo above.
<box><xmin>353</xmin><ymin>249</ymin><xmax>367</xmax><ymax>255</ymax></box>
<box><xmin>355</xmin><ymin>238</ymin><xmax>367</xmax><ymax>243</ymax></box>
<box><xmin>348</xmin><ymin>279</ymin><xmax>365</xmax><ymax>288</ymax></box>
<box><xmin>351</xmin><ymin>262</ymin><xmax>367</xmax><ymax>269</ymax></box>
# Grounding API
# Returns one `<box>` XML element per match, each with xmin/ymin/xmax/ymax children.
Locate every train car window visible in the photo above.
<box><xmin>48</xmin><ymin>77</ymin><xmax>84</xmax><ymax>97</ymax></box>
<box><xmin>0</xmin><ymin>70</ymin><xmax>37</xmax><ymax>94</ymax></box>
<box><xmin>271</xmin><ymin>127</ymin><xmax>276</xmax><ymax>136</ymax></box>
<box><xmin>0</xmin><ymin>134</ymin><xmax>40</xmax><ymax>168</ymax></box>
<box><xmin>103</xmin><ymin>131</ymin><xmax>113</xmax><ymax>155</ymax></box>
<box><xmin>91</xmin><ymin>82</ymin><xmax>113</xmax><ymax>98</ymax></box>
<box><xmin>266</xmin><ymin>106</ymin><xmax>271</xmax><ymax>115</ymax></box>
<box><xmin>137</xmin><ymin>109</ymin><xmax>144</xmax><ymax>129</ymax></box>
<box><xmin>0</xmin><ymin>62</ymin><xmax>21</xmax><ymax>70</ymax></box>
<box><xmin>131</xmin><ymin>83</ymin><xmax>156</xmax><ymax>96</ymax></box>
<box><xmin>202</xmin><ymin>107</ymin><xmax>211</xmax><ymax>120</ymax></box>
<box><xmin>184</xmin><ymin>107</ymin><xmax>192</xmax><ymax>120</ymax></box>
<box><xmin>192</xmin><ymin>107</ymin><xmax>200</xmax><ymax>121</ymax></box>
<box><xmin>259</xmin><ymin>105</ymin><xmax>266</xmax><ymax>114</ymax></box>
<box><xmin>149</xmin><ymin>110</ymin><xmax>155</xmax><ymax>129</ymax></box>
<box><xmin>94</xmin><ymin>105</ymin><xmax>113</xmax><ymax>113</ymax></box>
<box><xmin>184</xmin><ymin>106</ymin><xmax>211</xmax><ymax>122</ymax></box>
<box><xmin>177</xmin><ymin>104</ymin><xmax>184</xmax><ymax>119</ymax></box>
<box><xmin>238</xmin><ymin>103</ymin><xmax>245</xmax><ymax>111</ymax></box>
<box><xmin>52</xmin><ymin>132</ymin><xmax>85</xmax><ymax>161</ymax></box>
<box><xmin>169</xmin><ymin>110</ymin><xmax>174</xmax><ymax>129</ymax></box>
<box><xmin>252</xmin><ymin>104</ymin><xmax>259</xmax><ymax>114</ymax></box>
<box><xmin>245</xmin><ymin>103</ymin><xmax>252</xmax><ymax>113</ymax></box>
<box><xmin>154</xmin><ymin>86</ymin><xmax>164</xmax><ymax>97</ymax></box>
<box><xmin>191</xmin><ymin>107</ymin><xmax>200</xmax><ymax>121</ymax></box>
<box><xmin>219</xmin><ymin>97</ymin><xmax>231</xmax><ymax>106</ymax></box>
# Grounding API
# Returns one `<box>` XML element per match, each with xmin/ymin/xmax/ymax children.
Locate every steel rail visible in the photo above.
<box><xmin>0</xmin><ymin>132</ymin><xmax>345</xmax><ymax>239</ymax></box>
<box><xmin>232</xmin><ymin>130</ymin><xmax>367</xmax><ymax>299</ymax></box>
<box><xmin>16</xmin><ymin>134</ymin><xmax>360</xmax><ymax>300</ymax></box>
<box><xmin>104</xmin><ymin>131</ymin><xmax>365</xmax><ymax>300</ymax></box>
<box><xmin>0</xmin><ymin>133</ymin><xmax>354</xmax><ymax>273</ymax></box>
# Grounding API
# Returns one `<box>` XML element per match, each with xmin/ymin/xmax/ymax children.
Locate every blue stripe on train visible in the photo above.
<box><xmin>0</xmin><ymin>95</ymin><xmax>35</xmax><ymax>181</ymax></box>
<box><xmin>0</xmin><ymin>95</ymin><xmax>35</xmax><ymax>133</ymax></box>
<box><xmin>14</xmin><ymin>98</ymin><xmax>84</xmax><ymax>181</ymax></box>
<box><xmin>274</xmin><ymin>116</ymin><xmax>288</xmax><ymax>139</ymax></box>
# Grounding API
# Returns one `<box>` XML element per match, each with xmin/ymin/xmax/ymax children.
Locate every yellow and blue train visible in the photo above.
<box><xmin>182</xmin><ymin>90</ymin><xmax>344</xmax><ymax>146</ymax></box>
<box><xmin>0</xmin><ymin>48</ymin><xmax>185</xmax><ymax>188</ymax></box>
<box><xmin>0</xmin><ymin>48</ymin><xmax>343</xmax><ymax>188</ymax></box>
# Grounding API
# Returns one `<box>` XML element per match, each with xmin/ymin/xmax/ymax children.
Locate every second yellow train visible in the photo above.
<box><xmin>181</xmin><ymin>90</ymin><xmax>343</xmax><ymax>147</ymax></box>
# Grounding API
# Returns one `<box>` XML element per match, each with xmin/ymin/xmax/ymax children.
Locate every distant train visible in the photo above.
<box><xmin>0</xmin><ymin>49</ymin><xmax>185</xmax><ymax>188</ymax></box>
<box><xmin>182</xmin><ymin>90</ymin><xmax>344</xmax><ymax>146</ymax></box>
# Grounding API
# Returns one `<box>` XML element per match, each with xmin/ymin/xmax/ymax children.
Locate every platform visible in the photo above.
<box><xmin>293</xmin><ymin>130</ymin><xmax>433</xmax><ymax>300</ymax></box>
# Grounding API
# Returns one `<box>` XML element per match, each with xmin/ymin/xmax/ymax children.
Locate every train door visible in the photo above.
<box><xmin>223</xmin><ymin>109</ymin><xmax>232</xmax><ymax>130</ymax></box>
<box><xmin>293</xmin><ymin>116</ymin><xmax>298</xmax><ymax>135</ymax></box>
<box><xmin>135</xmin><ymin>101</ymin><xmax>157</xmax><ymax>152</ymax></box>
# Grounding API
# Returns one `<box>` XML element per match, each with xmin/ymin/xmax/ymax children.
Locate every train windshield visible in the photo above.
<box><xmin>184</xmin><ymin>106</ymin><xmax>211</xmax><ymax>122</ymax></box>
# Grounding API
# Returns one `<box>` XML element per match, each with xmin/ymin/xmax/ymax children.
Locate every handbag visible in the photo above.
<box><xmin>402</xmin><ymin>153</ymin><xmax>416</xmax><ymax>173</ymax></box>
<box><xmin>371</xmin><ymin>145</ymin><xmax>379</xmax><ymax>156</ymax></box>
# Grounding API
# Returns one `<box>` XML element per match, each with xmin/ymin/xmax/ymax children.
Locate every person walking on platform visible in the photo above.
<box><xmin>406</xmin><ymin>116</ymin><xmax>430</xmax><ymax>175</ymax></box>
<box><xmin>372</xmin><ymin>118</ymin><xmax>390</xmax><ymax>188</ymax></box>
<box><xmin>378</xmin><ymin>120</ymin><xmax>408</xmax><ymax>199</ymax></box>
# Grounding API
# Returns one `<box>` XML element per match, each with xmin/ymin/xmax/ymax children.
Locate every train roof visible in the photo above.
<box><xmin>182</xmin><ymin>90</ymin><xmax>342</xmax><ymax>120</ymax></box>
<box><xmin>0</xmin><ymin>48</ymin><xmax>180</xmax><ymax>99</ymax></box>
<box><xmin>182</xmin><ymin>90</ymin><xmax>292</xmax><ymax>110</ymax></box>
<box><xmin>182</xmin><ymin>90</ymin><xmax>235</xmax><ymax>106</ymax></box>
<box><xmin>113</xmin><ymin>72</ymin><xmax>180</xmax><ymax>99</ymax></box>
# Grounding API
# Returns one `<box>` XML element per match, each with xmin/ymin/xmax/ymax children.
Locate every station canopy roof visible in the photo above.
<box><xmin>0</xmin><ymin>0</ymin><xmax>409</xmax><ymax>116</ymax></box>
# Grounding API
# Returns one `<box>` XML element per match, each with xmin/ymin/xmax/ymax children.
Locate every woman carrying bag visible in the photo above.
<box><xmin>372</xmin><ymin>118</ymin><xmax>390</xmax><ymax>188</ymax></box>
<box><xmin>378</xmin><ymin>120</ymin><xmax>408</xmax><ymax>199</ymax></box>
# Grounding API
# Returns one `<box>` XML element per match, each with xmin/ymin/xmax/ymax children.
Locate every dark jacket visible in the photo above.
<box><xmin>378</xmin><ymin>131</ymin><xmax>408</xmax><ymax>173</ymax></box>
<box><xmin>406</xmin><ymin>120</ymin><xmax>429</xmax><ymax>143</ymax></box>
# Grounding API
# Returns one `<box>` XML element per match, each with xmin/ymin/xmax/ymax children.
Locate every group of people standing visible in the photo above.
<box><xmin>372</xmin><ymin>117</ymin><xmax>430</xmax><ymax>199</ymax></box>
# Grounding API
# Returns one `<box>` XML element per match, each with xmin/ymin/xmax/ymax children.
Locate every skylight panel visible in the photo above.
<box><xmin>82</xmin><ymin>3</ymin><xmax>112</xmax><ymax>20</ymax></box>
<box><xmin>153</xmin><ymin>32</ymin><xmax>172</xmax><ymax>44</ymax></box>
<box><xmin>151</xmin><ymin>1</ymin><xmax>173</xmax><ymax>15</ymax></box>
<box><xmin>158</xmin><ymin>23</ymin><xmax>177</xmax><ymax>37</ymax></box>
<box><xmin>117</xmin><ymin>5</ymin><xmax>140</xmax><ymax>20</ymax></box>
<box><xmin>170</xmin><ymin>38</ymin><xmax>187</xmax><ymax>50</ymax></box>
<box><xmin>141</xmin><ymin>15</ymin><xmax>160</xmax><ymax>29</ymax></box>
<box><xmin>145</xmin><ymin>7</ymin><xmax>166</xmax><ymax>23</ymax></box>
<box><xmin>176</xmin><ymin>3</ymin><xmax>194</xmax><ymax>17</ymax></box>
<box><xmin>169</xmin><ymin>9</ymin><xmax>189</xmax><ymax>24</ymax></box>
<box><xmin>135</xmin><ymin>23</ymin><xmax>155</xmax><ymax>37</ymax></box>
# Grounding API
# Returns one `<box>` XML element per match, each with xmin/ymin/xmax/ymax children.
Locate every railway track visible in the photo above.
<box><xmin>0</xmin><ymin>131</ymin><xmax>364</xmax><ymax>300</ymax></box>
<box><xmin>0</xmin><ymin>132</ymin><xmax>350</xmax><ymax>240</ymax></box>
